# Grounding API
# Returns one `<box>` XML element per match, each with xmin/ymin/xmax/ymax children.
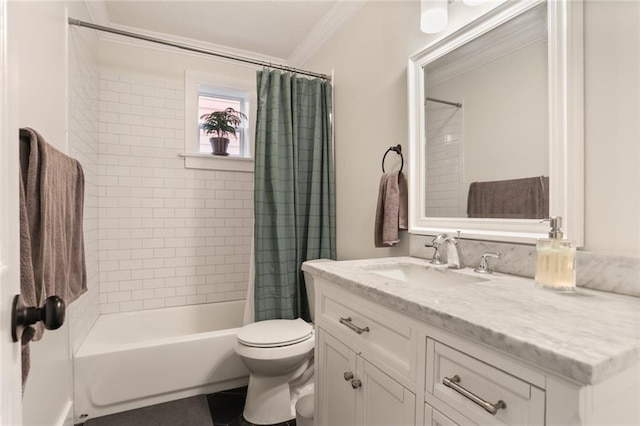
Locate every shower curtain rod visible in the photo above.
<box><xmin>425</xmin><ymin>97</ymin><xmax>462</xmax><ymax>108</ymax></box>
<box><xmin>68</xmin><ymin>18</ymin><xmax>331</xmax><ymax>81</ymax></box>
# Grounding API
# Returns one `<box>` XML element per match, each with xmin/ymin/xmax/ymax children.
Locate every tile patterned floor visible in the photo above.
<box><xmin>207</xmin><ymin>387</ymin><xmax>296</xmax><ymax>426</ymax></box>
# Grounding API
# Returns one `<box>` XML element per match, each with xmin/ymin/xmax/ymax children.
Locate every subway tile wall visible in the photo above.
<box><xmin>68</xmin><ymin>28</ymin><xmax>100</xmax><ymax>352</ymax></box>
<box><xmin>97</xmin><ymin>71</ymin><xmax>252</xmax><ymax>314</ymax></box>
<box><xmin>425</xmin><ymin>102</ymin><xmax>465</xmax><ymax>218</ymax></box>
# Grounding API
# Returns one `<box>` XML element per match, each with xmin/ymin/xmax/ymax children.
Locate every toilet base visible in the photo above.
<box><xmin>242</xmin><ymin>363</ymin><xmax>314</xmax><ymax>425</ymax></box>
<box><xmin>243</xmin><ymin>373</ymin><xmax>295</xmax><ymax>425</ymax></box>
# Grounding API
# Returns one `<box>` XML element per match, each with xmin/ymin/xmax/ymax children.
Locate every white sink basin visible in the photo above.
<box><xmin>365</xmin><ymin>264</ymin><xmax>487</xmax><ymax>287</ymax></box>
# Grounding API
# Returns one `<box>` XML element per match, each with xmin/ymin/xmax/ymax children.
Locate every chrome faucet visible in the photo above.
<box><xmin>424</xmin><ymin>234</ymin><xmax>447</xmax><ymax>265</ymax></box>
<box><xmin>441</xmin><ymin>232</ymin><xmax>464</xmax><ymax>269</ymax></box>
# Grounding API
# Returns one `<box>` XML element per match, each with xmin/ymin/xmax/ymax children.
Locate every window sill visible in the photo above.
<box><xmin>180</xmin><ymin>153</ymin><xmax>254</xmax><ymax>172</ymax></box>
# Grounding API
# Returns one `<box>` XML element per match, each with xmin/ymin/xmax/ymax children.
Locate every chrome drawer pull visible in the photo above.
<box><xmin>443</xmin><ymin>375</ymin><xmax>507</xmax><ymax>415</ymax></box>
<box><xmin>339</xmin><ymin>316</ymin><xmax>370</xmax><ymax>334</ymax></box>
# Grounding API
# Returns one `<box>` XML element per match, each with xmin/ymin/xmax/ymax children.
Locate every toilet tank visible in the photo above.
<box><xmin>303</xmin><ymin>259</ymin><xmax>334</xmax><ymax>322</ymax></box>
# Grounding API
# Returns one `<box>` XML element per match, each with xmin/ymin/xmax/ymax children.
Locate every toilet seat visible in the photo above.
<box><xmin>238</xmin><ymin>318</ymin><xmax>313</xmax><ymax>348</ymax></box>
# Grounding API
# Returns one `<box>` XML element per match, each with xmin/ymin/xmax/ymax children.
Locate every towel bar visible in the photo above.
<box><xmin>382</xmin><ymin>144</ymin><xmax>403</xmax><ymax>173</ymax></box>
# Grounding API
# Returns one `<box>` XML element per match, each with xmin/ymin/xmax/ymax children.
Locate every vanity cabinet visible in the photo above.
<box><xmin>317</xmin><ymin>330</ymin><xmax>416</xmax><ymax>426</ymax></box>
<box><xmin>315</xmin><ymin>283</ymin><xmax>418</xmax><ymax>426</ymax></box>
<box><xmin>311</xmin><ymin>275</ymin><xmax>640</xmax><ymax>426</ymax></box>
<box><xmin>424</xmin><ymin>404</ymin><xmax>464</xmax><ymax>426</ymax></box>
<box><xmin>426</xmin><ymin>338</ymin><xmax>545</xmax><ymax>426</ymax></box>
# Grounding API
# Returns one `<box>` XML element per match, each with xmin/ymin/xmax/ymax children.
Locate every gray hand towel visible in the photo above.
<box><xmin>375</xmin><ymin>171</ymin><xmax>408</xmax><ymax>247</ymax></box>
<box><xmin>19</xmin><ymin>127</ymin><xmax>87</xmax><ymax>387</ymax></box>
<box><xmin>467</xmin><ymin>176</ymin><xmax>549</xmax><ymax>219</ymax></box>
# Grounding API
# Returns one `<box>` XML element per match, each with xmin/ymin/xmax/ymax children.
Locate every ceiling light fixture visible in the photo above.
<box><xmin>421</xmin><ymin>0</ymin><xmax>491</xmax><ymax>34</ymax></box>
<box><xmin>420</xmin><ymin>0</ymin><xmax>448</xmax><ymax>34</ymax></box>
<box><xmin>462</xmin><ymin>0</ymin><xmax>490</xmax><ymax>5</ymax></box>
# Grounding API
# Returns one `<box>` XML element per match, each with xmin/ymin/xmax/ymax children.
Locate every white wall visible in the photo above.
<box><xmin>583</xmin><ymin>0</ymin><xmax>640</xmax><ymax>255</ymax></box>
<box><xmin>301</xmin><ymin>0</ymin><xmax>505</xmax><ymax>259</ymax></box>
<box><xmin>8</xmin><ymin>1</ymin><xmax>95</xmax><ymax>424</ymax></box>
<box><xmin>302</xmin><ymin>0</ymin><xmax>640</xmax><ymax>258</ymax></box>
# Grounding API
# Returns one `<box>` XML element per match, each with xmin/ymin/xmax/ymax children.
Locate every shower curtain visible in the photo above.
<box><xmin>254</xmin><ymin>69</ymin><xmax>335</xmax><ymax>322</ymax></box>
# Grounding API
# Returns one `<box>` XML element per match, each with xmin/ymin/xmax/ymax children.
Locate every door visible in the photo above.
<box><xmin>361</xmin><ymin>360</ymin><xmax>416</xmax><ymax>426</ymax></box>
<box><xmin>317</xmin><ymin>330</ymin><xmax>357</xmax><ymax>426</ymax></box>
<box><xmin>0</xmin><ymin>0</ymin><xmax>23</xmax><ymax>422</ymax></box>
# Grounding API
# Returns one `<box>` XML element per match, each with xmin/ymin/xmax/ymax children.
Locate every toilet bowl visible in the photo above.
<box><xmin>235</xmin><ymin>319</ymin><xmax>315</xmax><ymax>424</ymax></box>
<box><xmin>235</xmin><ymin>267</ymin><xmax>324</xmax><ymax>425</ymax></box>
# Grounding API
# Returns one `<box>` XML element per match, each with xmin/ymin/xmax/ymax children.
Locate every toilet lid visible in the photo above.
<box><xmin>238</xmin><ymin>318</ymin><xmax>313</xmax><ymax>348</ymax></box>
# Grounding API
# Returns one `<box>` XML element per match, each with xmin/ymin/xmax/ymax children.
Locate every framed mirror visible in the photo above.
<box><xmin>408</xmin><ymin>0</ymin><xmax>583</xmax><ymax>245</ymax></box>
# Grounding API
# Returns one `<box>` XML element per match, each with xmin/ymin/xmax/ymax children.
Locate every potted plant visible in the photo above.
<box><xmin>199</xmin><ymin>107</ymin><xmax>248</xmax><ymax>156</ymax></box>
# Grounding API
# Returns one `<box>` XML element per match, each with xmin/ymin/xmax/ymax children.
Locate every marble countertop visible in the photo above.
<box><xmin>302</xmin><ymin>256</ymin><xmax>640</xmax><ymax>385</ymax></box>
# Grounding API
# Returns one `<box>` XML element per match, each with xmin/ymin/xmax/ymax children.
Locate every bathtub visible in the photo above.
<box><xmin>73</xmin><ymin>300</ymin><xmax>249</xmax><ymax>421</ymax></box>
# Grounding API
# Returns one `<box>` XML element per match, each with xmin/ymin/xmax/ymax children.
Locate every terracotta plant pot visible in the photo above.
<box><xmin>210</xmin><ymin>137</ymin><xmax>230</xmax><ymax>156</ymax></box>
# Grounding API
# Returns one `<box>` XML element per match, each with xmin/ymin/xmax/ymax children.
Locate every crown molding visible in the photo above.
<box><xmin>287</xmin><ymin>0</ymin><xmax>366</xmax><ymax>68</ymax></box>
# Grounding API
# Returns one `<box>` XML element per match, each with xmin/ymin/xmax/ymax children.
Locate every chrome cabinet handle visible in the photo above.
<box><xmin>339</xmin><ymin>317</ymin><xmax>370</xmax><ymax>334</ymax></box>
<box><xmin>351</xmin><ymin>379</ymin><xmax>362</xmax><ymax>389</ymax></box>
<box><xmin>344</xmin><ymin>371</ymin><xmax>354</xmax><ymax>381</ymax></box>
<box><xmin>443</xmin><ymin>375</ymin><xmax>506</xmax><ymax>415</ymax></box>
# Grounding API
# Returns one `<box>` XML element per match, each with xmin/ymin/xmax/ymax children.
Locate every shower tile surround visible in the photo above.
<box><xmin>424</xmin><ymin>101</ymin><xmax>465</xmax><ymax>218</ymax></box>
<box><xmin>68</xmin><ymin>28</ymin><xmax>101</xmax><ymax>352</ymax></box>
<box><xmin>96</xmin><ymin>71</ymin><xmax>252</xmax><ymax>313</ymax></box>
<box><xmin>69</xmin><ymin>57</ymin><xmax>254</xmax><ymax>330</ymax></box>
<box><xmin>410</xmin><ymin>235</ymin><xmax>640</xmax><ymax>297</ymax></box>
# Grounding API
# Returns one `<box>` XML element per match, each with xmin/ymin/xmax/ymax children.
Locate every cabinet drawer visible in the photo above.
<box><xmin>425</xmin><ymin>404</ymin><xmax>463</xmax><ymax>426</ymax></box>
<box><xmin>319</xmin><ymin>286</ymin><xmax>417</xmax><ymax>381</ymax></box>
<box><xmin>428</xmin><ymin>340</ymin><xmax>545</xmax><ymax>426</ymax></box>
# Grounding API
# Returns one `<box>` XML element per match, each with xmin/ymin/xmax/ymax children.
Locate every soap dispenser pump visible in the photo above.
<box><xmin>535</xmin><ymin>216</ymin><xmax>576</xmax><ymax>291</ymax></box>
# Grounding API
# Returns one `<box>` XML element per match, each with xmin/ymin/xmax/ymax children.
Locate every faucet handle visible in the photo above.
<box><xmin>424</xmin><ymin>241</ymin><xmax>446</xmax><ymax>265</ymax></box>
<box><xmin>474</xmin><ymin>252</ymin><xmax>500</xmax><ymax>274</ymax></box>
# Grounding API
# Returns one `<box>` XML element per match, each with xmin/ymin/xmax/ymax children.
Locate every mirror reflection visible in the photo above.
<box><xmin>423</xmin><ymin>4</ymin><xmax>549</xmax><ymax>219</ymax></box>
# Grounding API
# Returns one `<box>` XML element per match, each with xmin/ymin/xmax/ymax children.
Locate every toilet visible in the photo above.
<box><xmin>234</xmin><ymin>270</ymin><xmax>318</xmax><ymax>425</ymax></box>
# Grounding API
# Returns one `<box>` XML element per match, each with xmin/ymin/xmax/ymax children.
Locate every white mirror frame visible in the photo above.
<box><xmin>408</xmin><ymin>0</ymin><xmax>583</xmax><ymax>246</ymax></box>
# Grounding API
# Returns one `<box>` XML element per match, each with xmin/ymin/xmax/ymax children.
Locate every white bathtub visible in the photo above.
<box><xmin>73</xmin><ymin>300</ymin><xmax>249</xmax><ymax>421</ymax></box>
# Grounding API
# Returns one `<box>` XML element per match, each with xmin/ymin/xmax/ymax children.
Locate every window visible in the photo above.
<box><xmin>197</xmin><ymin>85</ymin><xmax>250</xmax><ymax>157</ymax></box>
<box><xmin>184</xmin><ymin>71</ymin><xmax>255</xmax><ymax>172</ymax></box>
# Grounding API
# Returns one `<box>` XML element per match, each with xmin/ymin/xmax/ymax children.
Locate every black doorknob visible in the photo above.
<box><xmin>11</xmin><ymin>295</ymin><xmax>66</xmax><ymax>342</ymax></box>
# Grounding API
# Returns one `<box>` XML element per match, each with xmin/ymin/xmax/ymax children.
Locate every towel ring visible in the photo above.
<box><xmin>382</xmin><ymin>144</ymin><xmax>403</xmax><ymax>173</ymax></box>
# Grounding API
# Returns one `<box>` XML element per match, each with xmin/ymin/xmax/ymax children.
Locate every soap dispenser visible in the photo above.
<box><xmin>535</xmin><ymin>216</ymin><xmax>576</xmax><ymax>291</ymax></box>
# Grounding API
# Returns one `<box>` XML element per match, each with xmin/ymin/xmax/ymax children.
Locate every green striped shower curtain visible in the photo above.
<box><xmin>254</xmin><ymin>69</ymin><xmax>336</xmax><ymax>321</ymax></box>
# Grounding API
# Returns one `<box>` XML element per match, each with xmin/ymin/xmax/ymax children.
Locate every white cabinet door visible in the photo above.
<box><xmin>425</xmin><ymin>404</ymin><xmax>460</xmax><ymax>426</ymax></box>
<box><xmin>318</xmin><ymin>328</ymin><xmax>417</xmax><ymax>426</ymax></box>
<box><xmin>360</xmin><ymin>360</ymin><xmax>416</xmax><ymax>426</ymax></box>
<box><xmin>317</xmin><ymin>329</ymin><xmax>357</xmax><ymax>426</ymax></box>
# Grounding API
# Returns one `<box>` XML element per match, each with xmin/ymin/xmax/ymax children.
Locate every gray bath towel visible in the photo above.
<box><xmin>467</xmin><ymin>176</ymin><xmax>549</xmax><ymax>219</ymax></box>
<box><xmin>375</xmin><ymin>171</ymin><xmax>408</xmax><ymax>247</ymax></box>
<box><xmin>19</xmin><ymin>127</ymin><xmax>87</xmax><ymax>386</ymax></box>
